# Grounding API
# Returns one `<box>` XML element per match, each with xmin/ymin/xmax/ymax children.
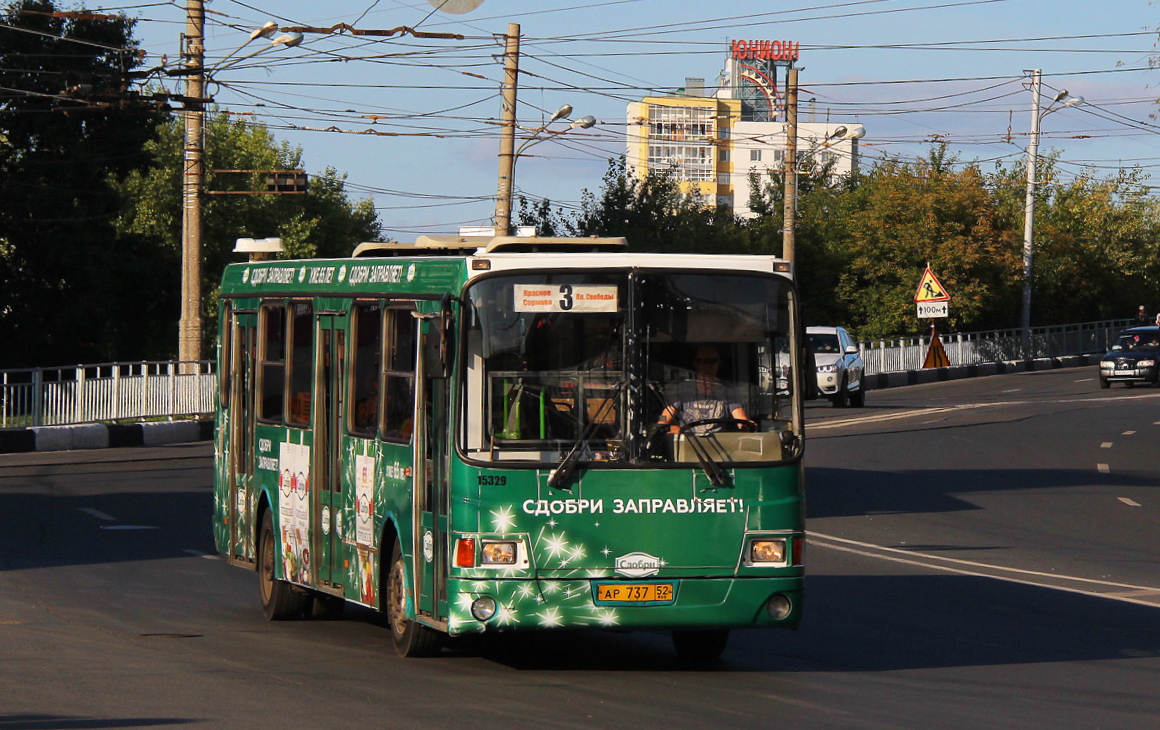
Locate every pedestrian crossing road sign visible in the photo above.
<box><xmin>914</xmin><ymin>268</ymin><xmax>950</xmax><ymax>303</ymax></box>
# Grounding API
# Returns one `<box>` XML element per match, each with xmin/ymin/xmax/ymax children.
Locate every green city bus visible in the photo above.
<box><xmin>212</xmin><ymin>234</ymin><xmax>807</xmax><ymax>659</ymax></box>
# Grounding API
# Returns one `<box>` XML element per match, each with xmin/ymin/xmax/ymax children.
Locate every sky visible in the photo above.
<box><xmin>121</xmin><ymin>0</ymin><xmax>1160</xmax><ymax>239</ymax></box>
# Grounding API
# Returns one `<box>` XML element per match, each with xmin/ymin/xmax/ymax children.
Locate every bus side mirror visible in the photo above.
<box><xmin>423</xmin><ymin>328</ymin><xmax>447</xmax><ymax>378</ymax></box>
<box><xmin>423</xmin><ymin>295</ymin><xmax>454</xmax><ymax>379</ymax></box>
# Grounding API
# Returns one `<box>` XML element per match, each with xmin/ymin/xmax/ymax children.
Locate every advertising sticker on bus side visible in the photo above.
<box><xmin>514</xmin><ymin>284</ymin><xmax>618</xmax><ymax>313</ymax></box>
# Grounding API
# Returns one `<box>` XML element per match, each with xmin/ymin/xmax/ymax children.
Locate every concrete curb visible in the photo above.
<box><xmin>0</xmin><ymin>419</ymin><xmax>213</xmax><ymax>454</ymax></box>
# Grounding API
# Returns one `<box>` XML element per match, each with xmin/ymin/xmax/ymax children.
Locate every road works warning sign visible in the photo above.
<box><xmin>914</xmin><ymin>267</ymin><xmax>950</xmax><ymax>318</ymax></box>
<box><xmin>914</xmin><ymin>268</ymin><xmax>950</xmax><ymax>303</ymax></box>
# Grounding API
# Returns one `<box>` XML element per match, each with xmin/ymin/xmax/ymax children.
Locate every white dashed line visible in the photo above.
<box><xmin>1119</xmin><ymin>498</ymin><xmax>1142</xmax><ymax>507</ymax></box>
<box><xmin>78</xmin><ymin>508</ymin><xmax>115</xmax><ymax>521</ymax></box>
<box><xmin>1101</xmin><ymin>442</ymin><xmax>1113</xmax><ymax>449</ymax></box>
<box><xmin>1123</xmin><ymin>430</ymin><xmax>1137</xmax><ymax>435</ymax></box>
<box><xmin>809</xmin><ymin>532</ymin><xmax>1160</xmax><ymax>608</ymax></box>
<box><xmin>1097</xmin><ymin>463</ymin><xmax>1110</xmax><ymax>473</ymax></box>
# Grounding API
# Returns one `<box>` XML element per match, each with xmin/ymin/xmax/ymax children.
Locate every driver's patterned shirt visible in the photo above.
<box><xmin>666</xmin><ymin>379</ymin><xmax>742</xmax><ymax>435</ymax></box>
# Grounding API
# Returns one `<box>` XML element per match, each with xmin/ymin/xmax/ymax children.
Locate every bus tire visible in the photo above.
<box><xmin>386</xmin><ymin>540</ymin><xmax>441</xmax><ymax>657</ymax></box>
<box><xmin>307</xmin><ymin>592</ymin><xmax>345</xmax><ymax>620</ymax></box>
<box><xmin>258</xmin><ymin>510</ymin><xmax>309</xmax><ymax>621</ymax></box>
<box><xmin>672</xmin><ymin>629</ymin><xmax>729</xmax><ymax>662</ymax></box>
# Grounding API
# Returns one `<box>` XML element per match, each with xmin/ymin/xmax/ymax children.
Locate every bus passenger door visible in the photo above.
<box><xmin>227</xmin><ymin>311</ymin><xmax>258</xmax><ymax>565</ymax></box>
<box><xmin>313</xmin><ymin>312</ymin><xmax>345</xmax><ymax>589</ymax></box>
<box><xmin>414</xmin><ymin>313</ymin><xmax>451</xmax><ymax>624</ymax></box>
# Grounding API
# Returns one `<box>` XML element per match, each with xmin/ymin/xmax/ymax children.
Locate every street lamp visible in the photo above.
<box><xmin>1021</xmin><ymin>69</ymin><xmax>1083</xmax><ymax>346</ymax></box>
<box><xmin>494</xmin><ymin>103</ymin><xmax>596</xmax><ymax>235</ymax></box>
<box><xmin>210</xmin><ymin>31</ymin><xmax>303</xmax><ymax>76</ymax></box>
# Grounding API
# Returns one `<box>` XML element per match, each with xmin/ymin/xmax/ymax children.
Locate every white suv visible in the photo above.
<box><xmin>807</xmin><ymin>326</ymin><xmax>865</xmax><ymax>407</ymax></box>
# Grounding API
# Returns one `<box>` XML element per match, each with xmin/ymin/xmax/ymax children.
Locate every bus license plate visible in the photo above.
<box><xmin>595</xmin><ymin>583</ymin><xmax>675</xmax><ymax>604</ymax></box>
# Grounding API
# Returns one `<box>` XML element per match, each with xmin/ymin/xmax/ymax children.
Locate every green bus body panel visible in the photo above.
<box><xmin>446</xmin><ymin>577</ymin><xmax>802</xmax><ymax>634</ymax></box>
<box><xmin>219</xmin><ymin>259</ymin><xmax>468</xmax><ymax>298</ymax></box>
<box><xmin>444</xmin><ymin>462</ymin><xmax>803</xmax><ymax>634</ymax></box>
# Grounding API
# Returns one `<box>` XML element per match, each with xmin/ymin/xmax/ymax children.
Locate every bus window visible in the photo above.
<box><xmin>287</xmin><ymin>301</ymin><xmax>314</xmax><ymax>426</ymax></box>
<box><xmin>258</xmin><ymin>302</ymin><xmax>286</xmax><ymax>422</ymax></box>
<box><xmin>383</xmin><ymin>306</ymin><xmax>416</xmax><ymax>441</ymax></box>
<box><xmin>462</xmin><ymin>271</ymin><xmax>798</xmax><ymax>465</ymax></box>
<box><xmin>350</xmin><ymin>302</ymin><xmax>382</xmax><ymax>437</ymax></box>
<box><xmin>465</xmin><ymin>274</ymin><xmax>627</xmax><ymax>456</ymax></box>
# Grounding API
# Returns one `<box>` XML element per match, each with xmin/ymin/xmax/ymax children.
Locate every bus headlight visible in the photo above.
<box><xmin>481</xmin><ymin>541</ymin><xmax>517</xmax><ymax>565</ymax></box>
<box><xmin>766</xmin><ymin>594</ymin><xmax>792</xmax><ymax>620</ymax></box>
<box><xmin>471</xmin><ymin>596</ymin><xmax>498</xmax><ymax>621</ymax></box>
<box><xmin>748</xmin><ymin>538</ymin><xmax>787</xmax><ymax>565</ymax></box>
<box><xmin>1138</xmin><ymin>360</ymin><xmax>1155</xmax><ymax>368</ymax></box>
<box><xmin>455</xmin><ymin>536</ymin><xmax>528</xmax><ymax>569</ymax></box>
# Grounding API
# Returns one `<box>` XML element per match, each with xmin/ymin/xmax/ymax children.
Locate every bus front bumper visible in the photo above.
<box><xmin>445</xmin><ymin>576</ymin><xmax>803</xmax><ymax>636</ymax></box>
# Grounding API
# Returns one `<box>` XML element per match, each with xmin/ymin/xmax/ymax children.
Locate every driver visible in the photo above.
<box><xmin>658</xmin><ymin>345</ymin><xmax>753</xmax><ymax>435</ymax></box>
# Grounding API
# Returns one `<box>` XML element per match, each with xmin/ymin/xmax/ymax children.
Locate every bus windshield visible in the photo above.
<box><xmin>461</xmin><ymin>269</ymin><xmax>800</xmax><ymax>466</ymax></box>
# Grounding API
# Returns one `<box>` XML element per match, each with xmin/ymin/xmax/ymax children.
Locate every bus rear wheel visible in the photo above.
<box><xmin>258</xmin><ymin>510</ymin><xmax>308</xmax><ymax>620</ymax></box>
<box><xmin>386</xmin><ymin>541</ymin><xmax>441</xmax><ymax>657</ymax></box>
<box><xmin>672</xmin><ymin>629</ymin><xmax>729</xmax><ymax>662</ymax></box>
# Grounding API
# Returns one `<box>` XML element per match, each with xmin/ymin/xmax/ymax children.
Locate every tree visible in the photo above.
<box><xmin>994</xmin><ymin>155</ymin><xmax>1160</xmax><ymax>324</ymax></box>
<box><xmin>115</xmin><ymin>111</ymin><xmax>382</xmax><ymax>350</ymax></box>
<box><xmin>517</xmin><ymin>156</ymin><xmax>749</xmax><ymax>254</ymax></box>
<box><xmin>745</xmin><ymin>143</ymin><xmax>1020</xmax><ymax>338</ymax></box>
<box><xmin>0</xmin><ymin>0</ymin><xmax>169</xmax><ymax>367</ymax></box>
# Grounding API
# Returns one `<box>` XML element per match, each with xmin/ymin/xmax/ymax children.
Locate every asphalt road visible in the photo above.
<box><xmin>1</xmin><ymin>367</ymin><xmax>1158</xmax><ymax>729</ymax></box>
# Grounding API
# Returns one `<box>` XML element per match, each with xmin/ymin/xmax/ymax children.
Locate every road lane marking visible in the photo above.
<box><xmin>1123</xmin><ymin>430</ymin><xmax>1136</xmax><ymax>435</ymax></box>
<box><xmin>1097</xmin><ymin>463</ymin><xmax>1110</xmax><ymax>473</ymax></box>
<box><xmin>182</xmin><ymin>549</ymin><xmax>220</xmax><ymax>560</ymax></box>
<box><xmin>812</xmin><ymin>392</ymin><xmax>1160</xmax><ymax>430</ymax></box>
<box><xmin>78</xmin><ymin>508</ymin><xmax>115</xmax><ymax>521</ymax></box>
<box><xmin>809</xmin><ymin>531</ymin><xmax>1160</xmax><ymax>608</ymax></box>
<box><xmin>1119</xmin><ymin>497</ymin><xmax>1142</xmax><ymax>507</ymax></box>
<box><xmin>1101</xmin><ymin>442</ymin><xmax>1113</xmax><ymax>448</ymax></box>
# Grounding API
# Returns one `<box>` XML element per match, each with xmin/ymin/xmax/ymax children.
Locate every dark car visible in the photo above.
<box><xmin>1099</xmin><ymin>327</ymin><xmax>1160</xmax><ymax>388</ymax></box>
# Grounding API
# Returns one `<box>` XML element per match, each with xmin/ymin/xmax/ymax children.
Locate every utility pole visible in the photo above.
<box><xmin>1021</xmin><ymin>69</ymin><xmax>1042</xmax><ymax>343</ymax></box>
<box><xmin>782</xmin><ymin>67</ymin><xmax>799</xmax><ymax>267</ymax></box>
<box><xmin>180</xmin><ymin>0</ymin><xmax>205</xmax><ymax>366</ymax></box>
<box><xmin>493</xmin><ymin>23</ymin><xmax>520</xmax><ymax>236</ymax></box>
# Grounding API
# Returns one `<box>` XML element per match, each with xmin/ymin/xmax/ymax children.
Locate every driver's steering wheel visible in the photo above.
<box><xmin>680</xmin><ymin>418</ymin><xmax>758</xmax><ymax>433</ymax></box>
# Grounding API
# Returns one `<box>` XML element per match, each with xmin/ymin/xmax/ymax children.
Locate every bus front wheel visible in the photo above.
<box><xmin>258</xmin><ymin>510</ymin><xmax>308</xmax><ymax>620</ymax></box>
<box><xmin>672</xmin><ymin>629</ymin><xmax>729</xmax><ymax>662</ymax></box>
<box><xmin>386</xmin><ymin>541</ymin><xmax>441</xmax><ymax>657</ymax></box>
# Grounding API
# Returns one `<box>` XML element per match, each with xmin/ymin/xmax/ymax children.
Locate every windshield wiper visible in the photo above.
<box><xmin>678</xmin><ymin>426</ymin><xmax>728</xmax><ymax>489</ymax></box>
<box><xmin>648</xmin><ymin>382</ymin><xmax>728</xmax><ymax>489</ymax></box>
<box><xmin>547</xmin><ymin>382</ymin><xmax>623</xmax><ymax>489</ymax></box>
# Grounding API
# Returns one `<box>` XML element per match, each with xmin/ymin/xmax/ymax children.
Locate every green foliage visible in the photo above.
<box><xmin>0</xmin><ymin>1</ymin><xmax>381</xmax><ymax>367</ymax></box>
<box><xmin>0</xmin><ymin>0</ymin><xmax>170</xmax><ymax>367</ymax></box>
<box><xmin>518</xmin><ymin>156</ymin><xmax>750</xmax><ymax>254</ymax></box>
<box><xmin>521</xmin><ymin>143</ymin><xmax>1160</xmax><ymax>342</ymax></box>
<box><xmin>115</xmin><ymin>111</ymin><xmax>382</xmax><ymax>350</ymax></box>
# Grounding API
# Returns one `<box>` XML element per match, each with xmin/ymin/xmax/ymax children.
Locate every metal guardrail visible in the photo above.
<box><xmin>0</xmin><ymin>319</ymin><xmax>1134</xmax><ymax>429</ymax></box>
<box><xmin>1</xmin><ymin>361</ymin><xmax>215</xmax><ymax>429</ymax></box>
<box><xmin>858</xmin><ymin>319</ymin><xmax>1130</xmax><ymax>376</ymax></box>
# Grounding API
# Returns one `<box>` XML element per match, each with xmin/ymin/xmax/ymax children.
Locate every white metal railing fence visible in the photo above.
<box><xmin>1</xmin><ymin>361</ymin><xmax>215</xmax><ymax>429</ymax></box>
<box><xmin>858</xmin><ymin>319</ymin><xmax>1130</xmax><ymax>375</ymax></box>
